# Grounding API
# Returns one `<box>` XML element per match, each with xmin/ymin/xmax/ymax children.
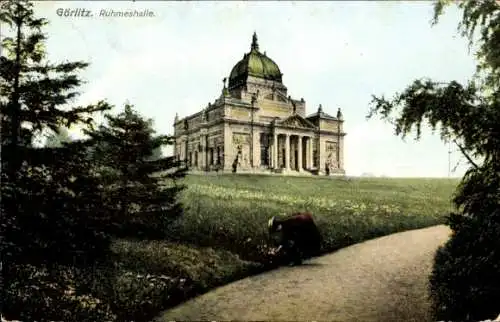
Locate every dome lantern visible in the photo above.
<box><xmin>228</xmin><ymin>33</ymin><xmax>283</xmax><ymax>90</ymax></box>
<box><xmin>251</xmin><ymin>31</ymin><xmax>259</xmax><ymax>51</ymax></box>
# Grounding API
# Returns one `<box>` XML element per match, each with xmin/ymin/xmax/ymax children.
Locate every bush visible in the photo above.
<box><xmin>429</xmin><ymin>167</ymin><xmax>500</xmax><ymax>321</ymax></box>
<box><xmin>430</xmin><ymin>214</ymin><xmax>500</xmax><ymax>320</ymax></box>
<box><xmin>3</xmin><ymin>263</ymin><xmax>116</xmax><ymax>322</ymax></box>
<box><xmin>107</xmin><ymin>268</ymin><xmax>190</xmax><ymax>322</ymax></box>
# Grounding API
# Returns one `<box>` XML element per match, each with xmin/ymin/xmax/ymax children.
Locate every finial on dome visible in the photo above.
<box><xmin>174</xmin><ymin>113</ymin><xmax>179</xmax><ymax>123</ymax></box>
<box><xmin>251</xmin><ymin>32</ymin><xmax>259</xmax><ymax>51</ymax></box>
<box><xmin>318</xmin><ymin>104</ymin><xmax>323</xmax><ymax>113</ymax></box>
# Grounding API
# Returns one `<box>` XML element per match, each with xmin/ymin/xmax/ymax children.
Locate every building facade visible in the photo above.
<box><xmin>173</xmin><ymin>33</ymin><xmax>346</xmax><ymax>175</ymax></box>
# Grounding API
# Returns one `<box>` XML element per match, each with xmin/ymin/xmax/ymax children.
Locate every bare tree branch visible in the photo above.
<box><xmin>452</xmin><ymin>159</ymin><xmax>462</xmax><ymax>174</ymax></box>
<box><xmin>453</xmin><ymin>139</ymin><xmax>479</xmax><ymax>169</ymax></box>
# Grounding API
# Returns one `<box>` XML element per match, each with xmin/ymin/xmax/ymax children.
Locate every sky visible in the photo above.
<box><xmin>31</xmin><ymin>1</ymin><xmax>478</xmax><ymax>178</ymax></box>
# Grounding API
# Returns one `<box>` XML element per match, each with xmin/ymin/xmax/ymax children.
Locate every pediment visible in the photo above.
<box><xmin>278</xmin><ymin>114</ymin><xmax>317</xmax><ymax>129</ymax></box>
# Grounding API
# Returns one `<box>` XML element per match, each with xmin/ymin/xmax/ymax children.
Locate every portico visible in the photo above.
<box><xmin>270</xmin><ymin>132</ymin><xmax>314</xmax><ymax>172</ymax></box>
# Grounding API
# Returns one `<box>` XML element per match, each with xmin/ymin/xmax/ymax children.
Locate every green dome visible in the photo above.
<box><xmin>228</xmin><ymin>33</ymin><xmax>283</xmax><ymax>89</ymax></box>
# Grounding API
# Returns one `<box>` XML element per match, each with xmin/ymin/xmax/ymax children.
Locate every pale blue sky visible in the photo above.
<box><xmin>33</xmin><ymin>1</ymin><xmax>477</xmax><ymax>177</ymax></box>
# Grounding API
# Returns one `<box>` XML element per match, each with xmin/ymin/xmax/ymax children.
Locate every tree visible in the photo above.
<box><xmin>1</xmin><ymin>0</ymin><xmax>114</xmax><ymax>320</ymax></box>
<box><xmin>150</xmin><ymin>146</ymin><xmax>164</xmax><ymax>161</ymax></box>
<box><xmin>366</xmin><ymin>0</ymin><xmax>500</xmax><ymax>320</ymax></box>
<box><xmin>85</xmin><ymin>103</ymin><xmax>187</xmax><ymax>239</ymax></box>
<box><xmin>44</xmin><ymin>125</ymin><xmax>72</xmax><ymax>147</ymax></box>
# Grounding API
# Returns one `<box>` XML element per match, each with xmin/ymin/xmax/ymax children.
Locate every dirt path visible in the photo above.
<box><xmin>155</xmin><ymin>225</ymin><xmax>451</xmax><ymax>322</ymax></box>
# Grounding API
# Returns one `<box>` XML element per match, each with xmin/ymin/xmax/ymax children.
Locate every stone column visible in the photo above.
<box><xmin>273</xmin><ymin>133</ymin><xmax>278</xmax><ymax>169</ymax></box>
<box><xmin>339</xmin><ymin>135</ymin><xmax>344</xmax><ymax>173</ymax></box>
<box><xmin>223</xmin><ymin>123</ymin><xmax>233</xmax><ymax>172</ymax></box>
<box><xmin>297</xmin><ymin>135</ymin><xmax>303</xmax><ymax>172</ymax></box>
<box><xmin>304</xmin><ymin>137</ymin><xmax>308</xmax><ymax>169</ymax></box>
<box><xmin>309</xmin><ymin>137</ymin><xmax>314</xmax><ymax>169</ymax></box>
<box><xmin>205</xmin><ymin>135</ymin><xmax>209</xmax><ymax>170</ymax></box>
<box><xmin>304</xmin><ymin>137</ymin><xmax>309</xmax><ymax>169</ymax></box>
<box><xmin>285</xmin><ymin>133</ymin><xmax>290</xmax><ymax>171</ymax></box>
<box><xmin>269</xmin><ymin>144</ymin><xmax>272</xmax><ymax>168</ymax></box>
<box><xmin>184</xmin><ymin>139</ymin><xmax>188</xmax><ymax>164</ymax></box>
<box><xmin>319</xmin><ymin>137</ymin><xmax>325</xmax><ymax>174</ymax></box>
<box><xmin>252</xmin><ymin>131</ymin><xmax>260</xmax><ymax>168</ymax></box>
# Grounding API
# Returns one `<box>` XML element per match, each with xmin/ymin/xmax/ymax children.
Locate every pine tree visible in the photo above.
<box><xmin>150</xmin><ymin>146</ymin><xmax>164</xmax><ymax>161</ymax></box>
<box><xmin>86</xmin><ymin>103</ymin><xmax>187</xmax><ymax>239</ymax></box>
<box><xmin>1</xmin><ymin>1</ymin><xmax>114</xmax><ymax>320</ymax></box>
<box><xmin>44</xmin><ymin>125</ymin><xmax>72</xmax><ymax>147</ymax></box>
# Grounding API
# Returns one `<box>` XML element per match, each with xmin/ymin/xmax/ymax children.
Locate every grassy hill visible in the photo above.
<box><xmin>110</xmin><ymin>174</ymin><xmax>459</xmax><ymax>321</ymax></box>
<box><xmin>172</xmin><ymin>174</ymin><xmax>458</xmax><ymax>255</ymax></box>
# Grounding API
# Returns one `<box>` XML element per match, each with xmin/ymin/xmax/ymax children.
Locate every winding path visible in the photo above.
<box><xmin>156</xmin><ymin>225</ymin><xmax>451</xmax><ymax>322</ymax></box>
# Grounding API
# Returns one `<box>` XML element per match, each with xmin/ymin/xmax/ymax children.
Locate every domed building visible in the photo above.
<box><xmin>173</xmin><ymin>33</ymin><xmax>346</xmax><ymax>175</ymax></box>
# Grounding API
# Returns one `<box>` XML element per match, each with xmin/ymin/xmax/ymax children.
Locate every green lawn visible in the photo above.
<box><xmin>111</xmin><ymin>174</ymin><xmax>459</xmax><ymax>321</ymax></box>
<box><xmin>168</xmin><ymin>174</ymin><xmax>458</xmax><ymax>259</ymax></box>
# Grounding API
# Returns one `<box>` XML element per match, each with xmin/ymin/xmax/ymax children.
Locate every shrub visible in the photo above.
<box><xmin>429</xmin><ymin>166</ymin><xmax>500</xmax><ymax>321</ymax></box>
<box><xmin>3</xmin><ymin>264</ymin><xmax>116</xmax><ymax>322</ymax></box>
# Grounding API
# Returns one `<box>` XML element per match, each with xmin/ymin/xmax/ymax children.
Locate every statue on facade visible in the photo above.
<box><xmin>232</xmin><ymin>145</ymin><xmax>242</xmax><ymax>173</ymax></box>
<box><xmin>221</xmin><ymin>77</ymin><xmax>229</xmax><ymax>98</ymax></box>
<box><xmin>215</xmin><ymin>148</ymin><xmax>223</xmax><ymax>173</ymax></box>
<box><xmin>325</xmin><ymin>153</ymin><xmax>334</xmax><ymax>176</ymax></box>
<box><xmin>336</xmin><ymin>108</ymin><xmax>343</xmax><ymax>120</ymax></box>
<box><xmin>251</xmin><ymin>90</ymin><xmax>259</xmax><ymax>106</ymax></box>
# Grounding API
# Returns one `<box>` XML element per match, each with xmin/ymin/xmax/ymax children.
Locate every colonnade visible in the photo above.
<box><xmin>270</xmin><ymin>133</ymin><xmax>315</xmax><ymax>171</ymax></box>
<box><xmin>179</xmin><ymin>132</ymin><xmax>325</xmax><ymax>172</ymax></box>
